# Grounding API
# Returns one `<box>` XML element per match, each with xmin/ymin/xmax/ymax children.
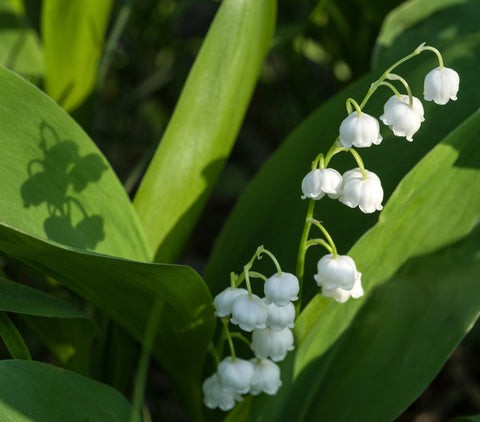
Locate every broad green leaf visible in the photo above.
<box><xmin>134</xmin><ymin>0</ymin><xmax>276</xmax><ymax>263</ymax></box>
<box><xmin>42</xmin><ymin>0</ymin><xmax>113</xmax><ymax>111</ymax></box>
<box><xmin>373</xmin><ymin>0</ymin><xmax>466</xmax><ymax>54</ymax></box>
<box><xmin>450</xmin><ymin>417</ymin><xmax>480</xmax><ymax>422</ymax></box>
<box><xmin>225</xmin><ymin>110</ymin><xmax>480</xmax><ymax>421</ymax></box>
<box><xmin>0</xmin><ymin>360</ymin><xmax>134</xmax><ymax>422</ymax></box>
<box><xmin>0</xmin><ymin>276</ymin><xmax>86</xmax><ymax>318</ymax></box>
<box><xmin>0</xmin><ymin>0</ymin><xmax>43</xmax><ymax>77</ymax></box>
<box><xmin>0</xmin><ymin>312</ymin><xmax>31</xmax><ymax>360</ymax></box>
<box><xmin>205</xmin><ymin>0</ymin><xmax>480</xmax><ymax>302</ymax></box>
<box><xmin>0</xmin><ymin>223</ymin><xmax>214</xmax><ymax>421</ymax></box>
<box><xmin>0</xmin><ymin>65</ymin><xmax>151</xmax><ymax>261</ymax></box>
<box><xmin>25</xmin><ymin>316</ymin><xmax>93</xmax><ymax>376</ymax></box>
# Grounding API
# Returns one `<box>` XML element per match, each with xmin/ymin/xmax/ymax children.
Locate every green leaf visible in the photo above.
<box><xmin>0</xmin><ymin>359</ymin><xmax>134</xmax><ymax>422</ymax></box>
<box><xmin>0</xmin><ymin>0</ymin><xmax>43</xmax><ymax>77</ymax></box>
<box><xmin>133</xmin><ymin>0</ymin><xmax>276</xmax><ymax>263</ymax></box>
<box><xmin>0</xmin><ymin>312</ymin><xmax>31</xmax><ymax>360</ymax></box>
<box><xmin>0</xmin><ymin>64</ymin><xmax>151</xmax><ymax>261</ymax></box>
<box><xmin>0</xmin><ymin>276</ymin><xmax>86</xmax><ymax>318</ymax></box>
<box><xmin>41</xmin><ymin>0</ymin><xmax>113</xmax><ymax>111</ymax></box>
<box><xmin>450</xmin><ymin>416</ymin><xmax>480</xmax><ymax>422</ymax></box>
<box><xmin>226</xmin><ymin>110</ymin><xmax>480</xmax><ymax>421</ymax></box>
<box><xmin>0</xmin><ymin>223</ymin><xmax>214</xmax><ymax>421</ymax></box>
<box><xmin>205</xmin><ymin>0</ymin><xmax>480</xmax><ymax>302</ymax></box>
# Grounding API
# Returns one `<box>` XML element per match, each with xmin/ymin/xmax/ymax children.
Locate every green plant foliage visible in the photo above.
<box><xmin>0</xmin><ymin>312</ymin><xmax>31</xmax><ymax>360</ymax></box>
<box><xmin>450</xmin><ymin>417</ymin><xmax>480</xmax><ymax>422</ymax></box>
<box><xmin>41</xmin><ymin>0</ymin><xmax>113</xmax><ymax>111</ymax></box>
<box><xmin>0</xmin><ymin>360</ymin><xmax>134</xmax><ymax>422</ymax></box>
<box><xmin>0</xmin><ymin>276</ymin><xmax>86</xmax><ymax>318</ymax></box>
<box><xmin>0</xmin><ymin>0</ymin><xmax>43</xmax><ymax>77</ymax></box>
<box><xmin>0</xmin><ymin>223</ymin><xmax>214</xmax><ymax>421</ymax></box>
<box><xmin>205</xmin><ymin>0</ymin><xmax>480</xmax><ymax>302</ymax></box>
<box><xmin>0</xmin><ymin>65</ymin><xmax>150</xmax><ymax>261</ymax></box>
<box><xmin>224</xmin><ymin>108</ymin><xmax>480</xmax><ymax>421</ymax></box>
<box><xmin>133</xmin><ymin>0</ymin><xmax>276</xmax><ymax>263</ymax></box>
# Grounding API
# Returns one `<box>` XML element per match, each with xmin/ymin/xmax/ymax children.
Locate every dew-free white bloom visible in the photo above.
<box><xmin>424</xmin><ymin>67</ymin><xmax>459</xmax><ymax>105</ymax></box>
<box><xmin>249</xmin><ymin>359</ymin><xmax>282</xmax><ymax>395</ymax></box>
<box><xmin>265</xmin><ymin>302</ymin><xmax>296</xmax><ymax>331</ymax></box>
<box><xmin>230</xmin><ymin>294</ymin><xmax>268</xmax><ymax>332</ymax></box>
<box><xmin>301</xmin><ymin>168</ymin><xmax>342</xmax><ymax>200</ymax></box>
<box><xmin>339</xmin><ymin>112</ymin><xmax>383</xmax><ymax>148</ymax></box>
<box><xmin>264</xmin><ymin>272</ymin><xmax>299</xmax><ymax>306</ymax></box>
<box><xmin>202</xmin><ymin>373</ymin><xmax>243</xmax><ymax>411</ymax></box>
<box><xmin>217</xmin><ymin>357</ymin><xmax>255</xmax><ymax>394</ymax></box>
<box><xmin>213</xmin><ymin>287</ymin><xmax>248</xmax><ymax>317</ymax></box>
<box><xmin>380</xmin><ymin>94</ymin><xmax>425</xmax><ymax>141</ymax></box>
<box><xmin>251</xmin><ymin>327</ymin><xmax>294</xmax><ymax>362</ymax></box>
<box><xmin>339</xmin><ymin>168</ymin><xmax>383</xmax><ymax>214</ymax></box>
<box><xmin>314</xmin><ymin>253</ymin><xmax>360</xmax><ymax>291</ymax></box>
<box><xmin>321</xmin><ymin>271</ymin><xmax>364</xmax><ymax>303</ymax></box>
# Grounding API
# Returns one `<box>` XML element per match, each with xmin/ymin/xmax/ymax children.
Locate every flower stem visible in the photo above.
<box><xmin>223</xmin><ymin>319</ymin><xmax>236</xmax><ymax>362</ymax></box>
<box><xmin>306</xmin><ymin>238</ymin><xmax>333</xmax><ymax>253</ymax></box>
<box><xmin>307</xmin><ymin>218</ymin><xmax>338</xmax><ymax>258</ymax></box>
<box><xmin>295</xmin><ymin>199</ymin><xmax>316</xmax><ymax>312</ymax></box>
<box><xmin>257</xmin><ymin>246</ymin><xmax>282</xmax><ymax>276</ymax></box>
<box><xmin>230</xmin><ymin>332</ymin><xmax>252</xmax><ymax>348</ymax></box>
<box><xmin>387</xmin><ymin>73</ymin><xmax>413</xmax><ymax>107</ymax></box>
<box><xmin>346</xmin><ymin>97</ymin><xmax>362</xmax><ymax>116</ymax></box>
<box><xmin>348</xmin><ymin>148</ymin><xmax>367</xmax><ymax>180</ymax></box>
<box><xmin>418</xmin><ymin>45</ymin><xmax>444</xmax><ymax>69</ymax></box>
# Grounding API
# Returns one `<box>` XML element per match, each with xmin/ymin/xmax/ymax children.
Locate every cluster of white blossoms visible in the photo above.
<box><xmin>203</xmin><ymin>249</ymin><xmax>299</xmax><ymax>411</ymax></box>
<box><xmin>301</xmin><ymin>43</ymin><xmax>459</xmax><ymax>304</ymax></box>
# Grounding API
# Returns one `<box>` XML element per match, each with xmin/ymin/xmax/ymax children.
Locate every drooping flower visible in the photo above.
<box><xmin>380</xmin><ymin>94</ymin><xmax>424</xmax><ymax>141</ymax></box>
<box><xmin>424</xmin><ymin>67</ymin><xmax>459</xmax><ymax>105</ymax></box>
<box><xmin>217</xmin><ymin>357</ymin><xmax>255</xmax><ymax>394</ymax></box>
<box><xmin>202</xmin><ymin>373</ymin><xmax>243</xmax><ymax>411</ymax></box>
<box><xmin>314</xmin><ymin>254</ymin><xmax>360</xmax><ymax>291</ymax></box>
<box><xmin>321</xmin><ymin>270</ymin><xmax>364</xmax><ymax>303</ymax></box>
<box><xmin>264</xmin><ymin>272</ymin><xmax>299</xmax><ymax>306</ymax></box>
<box><xmin>251</xmin><ymin>327</ymin><xmax>294</xmax><ymax>362</ymax></box>
<box><xmin>301</xmin><ymin>168</ymin><xmax>342</xmax><ymax>200</ymax></box>
<box><xmin>265</xmin><ymin>302</ymin><xmax>296</xmax><ymax>331</ymax></box>
<box><xmin>249</xmin><ymin>359</ymin><xmax>282</xmax><ymax>395</ymax></box>
<box><xmin>339</xmin><ymin>112</ymin><xmax>383</xmax><ymax>148</ymax></box>
<box><xmin>339</xmin><ymin>168</ymin><xmax>383</xmax><ymax>214</ymax></box>
<box><xmin>213</xmin><ymin>287</ymin><xmax>248</xmax><ymax>317</ymax></box>
<box><xmin>230</xmin><ymin>294</ymin><xmax>268</xmax><ymax>332</ymax></box>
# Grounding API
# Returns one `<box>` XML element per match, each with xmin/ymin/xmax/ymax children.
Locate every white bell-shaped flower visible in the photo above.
<box><xmin>314</xmin><ymin>254</ymin><xmax>359</xmax><ymax>291</ymax></box>
<box><xmin>231</xmin><ymin>294</ymin><xmax>267</xmax><ymax>332</ymax></box>
<box><xmin>424</xmin><ymin>67</ymin><xmax>459</xmax><ymax>105</ymax></box>
<box><xmin>339</xmin><ymin>168</ymin><xmax>383</xmax><ymax>214</ymax></box>
<box><xmin>202</xmin><ymin>373</ymin><xmax>243</xmax><ymax>411</ymax></box>
<box><xmin>264</xmin><ymin>272</ymin><xmax>299</xmax><ymax>306</ymax></box>
<box><xmin>301</xmin><ymin>168</ymin><xmax>342</xmax><ymax>200</ymax></box>
<box><xmin>339</xmin><ymin>112</ymin><xmax>383</xmax><ymax>148</ymax></box>
<box><xmin>213</xmin><ymin>287</ymin><xmax>248</xmax><ymax>317</ymax></box>
<box><xmin>249</xmin><ymin>359</ymin><xmax>282</xmax><ymax>395</ymax></box>
<box><xmin>265</xmin><ymin>302</ymin><xmax>296</xmax><ymax>331</ymax></box>
<box><xmin>251</xmin><ymin>327</ymin><xmax>294</xmax><ymax>362</ymax></box>
<box><xmin>380</xmin><ymin>94</ymin><xmax>424</xmax><ymax>141</ymax></box>
<box><xmin>217</xmin><ymin>356</ymin><xmax>255</xmax><ymax>394</ymax></box>
<box><xmin>321</xmin><ymin>271</ymin><xmax>364</xmax><ymax>303</ymax></box>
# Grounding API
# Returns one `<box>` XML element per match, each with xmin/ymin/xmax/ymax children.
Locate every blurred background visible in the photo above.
<box><xmin>2</xmin><ymin>0</ymin><xmax>480</xmax><ymax>420</ymax></box>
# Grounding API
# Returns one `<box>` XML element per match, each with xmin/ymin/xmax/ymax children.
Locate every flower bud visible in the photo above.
<box><xmin>264</xmin><ymin>272</ymin><xmax>299</xmax><ymax>306</ymax></box>
<box><xmin>265</xmin><ymin>302</ymin><xmax>296</xmax><ymax>331</ymax></box>
<box><xmin>217</xmin><ymin>357</ymin><xmax>255</xmax><ymax>394</ymax></box>
<box><xmin>301</xmin><ymin>168</ymin><xmax>342</xmax><ymax>200</ymax></box>
<box><xmin>251</xmin><ymin>327</ymin><xmax>294</xmax><ymax>362</ymax></box>
<box><xmin>231</xmin><ymin>294</ymin><xmax>268</xmax><ymax>332</ymax></box>
<box><xmin>380</xmin><ymin>95</ymin><xmax>424</xmax><ymax>141</ymax></box>
<box><xmin>213</xmin><ymin>287</ymin><xmax>248</xmax><ymax>317</ymax></box>
<box><xmin>424</xmin><ymin>67</ymin><xmax>459</xmax><ymax>105</ymax></box>
<box><xmin>314</xmin><ymin>254</ymin><xmax>360</xmax><ymax>291</ymax></box>
<box><xmin>202</xmin><ymin>373</ymin><xmax>243</xmax><ymax>411</ymax></box>
<box><xmin>249</xmin><ymin>359</ymin><xmax>282</xmax><ymax>395</ymax></box>
<box><xmin>339</xmin><ymin>168</ymin><xmax>383</xmax><ymax>214</ymax></box>
<box><xmin>339</xmin><ymin>112</ymin><xmax>383</xmax><ymax>148</ymax></box>
<box><xmin>321</xmin><ymin>271</ymin><xmax>364</xmax><ymax>303</ymax></box>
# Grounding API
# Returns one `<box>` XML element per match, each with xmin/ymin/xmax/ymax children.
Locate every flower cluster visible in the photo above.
<box><xmin>203</xmin><ymin>248</ymin><xmax>299</xmax><ymax>411</ymax></box>
<box><xmin>299</xmin><ymin>43</ymin><xmax>459</xmax><ymax>303</ymax></box>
